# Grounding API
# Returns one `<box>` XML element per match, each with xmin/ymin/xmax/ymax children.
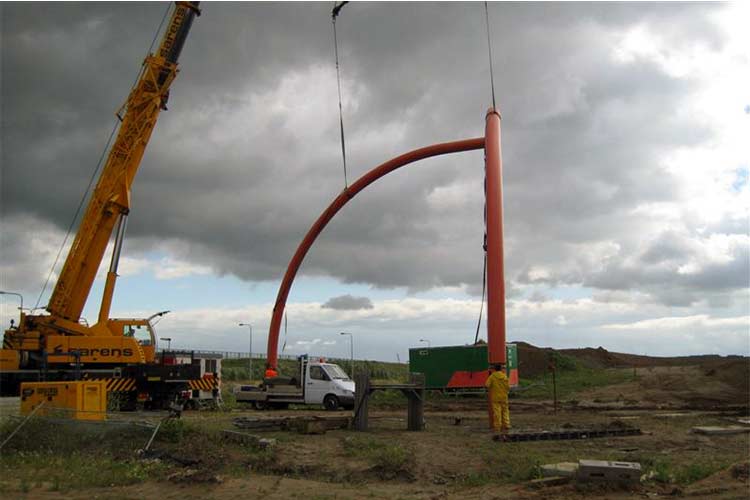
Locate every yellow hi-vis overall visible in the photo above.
<box><xmin>485</xmin><ymin>369</ymin><xmax>510</xmax><ymax>432</ymax></box>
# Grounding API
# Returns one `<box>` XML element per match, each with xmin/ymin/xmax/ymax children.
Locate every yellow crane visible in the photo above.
<box><xmin>1</xmin><ymin>3</ymin><xmax>211</xmax><ymax>409</ymax></box>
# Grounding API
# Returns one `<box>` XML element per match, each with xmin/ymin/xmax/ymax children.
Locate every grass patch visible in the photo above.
<box><xmin>0</xmin><ymin>414</ymin><xmax>278</xmax><ymax>493</ymax></box>
<box><xmin>0</xmin><ymin>417</ymin><xmax>151</xmax><ymax>455</ymax></box>
<box><xmin>514</xmin><ymin>362</ymin><xmax>632</xmax><ymax>400</ymax></box>
<box><xmin>478</xmin><ymin>445</ymin><xmax>546</xmax><ymax>483</ymax></box>
<box><xmin>0</xmin><ymin>417</ymin><xmax>162</xmax><ymax>492</ymax></box>
<box><xmin>340</xmin><ymin>435</ymin><xmax>415</xmax><ymax>478</ymax></box>
<box><xmin>642</xmin><ymin>457</ymin><xmax>728</xmax><ymax>485</ymax></box>
<box><xmin>0</xmin><ymin>451</ymin><xmax>168</xmax><ymax>492</ymax></box>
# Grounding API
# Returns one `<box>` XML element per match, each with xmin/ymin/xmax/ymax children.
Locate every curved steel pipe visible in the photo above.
<box><xmin>266</xmin><ymin>137</ymin><xmax>486</xmax><ymax>370</ymax></box>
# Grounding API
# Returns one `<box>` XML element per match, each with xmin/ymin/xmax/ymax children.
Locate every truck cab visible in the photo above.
<box><xmin>236</xmin><ymin>355</ymin><xmax>355</xmax><ymax>410</ymax></box>
<box><xmin>302</xmin><ymin>358</ymin><xmax>355</xmax><ymax>409</ymax></box>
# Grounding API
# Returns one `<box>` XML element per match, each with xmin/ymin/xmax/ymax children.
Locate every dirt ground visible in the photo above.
<box><xmin>576</xmin><ymin>364</ymin><xmax>749</xmax><ymax>409</ymax></box>
<box><xmin>2</xmin><ymin>362</ymin><xmax>749</xmax><ymax>499</ymax></box>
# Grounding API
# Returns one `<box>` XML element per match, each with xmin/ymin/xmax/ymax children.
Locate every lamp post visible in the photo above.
<box><xmin>160</xmin><ymin>337</ymin><xmax>172</xmax><ymax>350</ymax></box>
<box><xmin>0</xmin><ymin>291</ymin><xmax>24</xmax><ymax>317</ymax></box>
<box><xmin>340</xmin><ymin>332</ymin><xmax>354</xmax><ymax>378</ymax></box>
<box><xmin>239</xmin><ymin>323</ymin><xmax>253</xmax><ymax>379</ymax></box>
<box><xmin>419</xmin><ymin>338</ymin><xmax>431</xmax><ymax>348</ymax></box>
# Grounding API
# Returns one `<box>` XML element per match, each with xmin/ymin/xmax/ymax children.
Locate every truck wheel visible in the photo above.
<box><xmin>253</xmin><ymin>400</ymin><xmax>268</xmax><ymax>410</ymax></box>
<box><xmin>323</xmin><ymin>394</ymin><xmax>340</xmax><ymax>411</ymax></box>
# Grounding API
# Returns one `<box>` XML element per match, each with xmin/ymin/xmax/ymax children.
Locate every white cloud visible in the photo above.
<box><xmin>602</xmin><ymin>314</ymin><xmax>749</xmax><ymax>331</ymax></box>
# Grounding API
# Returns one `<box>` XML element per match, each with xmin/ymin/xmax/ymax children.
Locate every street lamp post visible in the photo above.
<box><xmin>160</xmin><ymin>337</ymin><xmax>172</xmax><ymax>350</ymax></box>
<box><xmin>419</xmin><ymin>338</ymin><xmax>431</xmax><ymax>348</ymax></box>
<box><xmin>239</xmin><ymin>323</ymin><xmax>253</xmax><ymax>379</ymax></box>
<box><xmin>340</xmin><ymin>332</ymin><xmax>354</xmax><ymax>378</ymax></box>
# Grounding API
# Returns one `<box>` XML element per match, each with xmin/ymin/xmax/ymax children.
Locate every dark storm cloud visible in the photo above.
<box><xmin>321</xmin><ymin>294</ymin><xmax>374</xmax><ymax>311</ymax></box>
<box><xmin>2</xmin><ymin>2</ymin><xmax>743</xmax><ymax>307</ymax></box>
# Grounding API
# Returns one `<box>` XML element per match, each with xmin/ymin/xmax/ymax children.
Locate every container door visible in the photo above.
<box><xmin>305</xmin><ymin>365</ymin><xmax>330</xmax><ymax>404</ymax></box>
<box><xmin>82</xmin><ymin>382</ymin><xmax>104</xmax><ymax>420</ymax></box>
<box><xmin>506</xmin><ymin>344</ymin><xmax>519</xmax><ymax>387</ymax></box>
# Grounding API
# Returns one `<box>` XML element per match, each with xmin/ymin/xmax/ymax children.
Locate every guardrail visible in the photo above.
<box><xmin>155</xmin><ymin>349</ymin><xmax>300</xmax><ymax>360</ymax></box>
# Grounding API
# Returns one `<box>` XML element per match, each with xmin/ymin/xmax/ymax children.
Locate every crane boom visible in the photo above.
<box><xmin>0</xmin><ymin>3</ymin><xmax>207</xmax><ymax>408</ymax></box>
<box><xmin>48</xmin><ymin>2</ymin><xmax>200</xmax><ymax>322</ymax></box>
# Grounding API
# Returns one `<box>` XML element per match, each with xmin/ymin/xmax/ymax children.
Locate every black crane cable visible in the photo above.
<box><xmin>473</xmin><ymin>252</ymin><xmax>488</xmax><ymax>345</ymax></box>
<box><xmin>33</xmin><ymin>4</ymin><xmax>173</xmax><ymax>311</ymax></box>
<box><xmin>332</xmin><ymin>1</ymin><xmax>349</xmax><ymax>189</ymax></box>
<box><xmin>484</xmin><ymin>1</ymin><xmax>497</xmax><ymax>110</ymax></box>
<box><xmin>474</xmin><ymin>2</ymin><xmax>497</xmax><ymax>343</ymax></box>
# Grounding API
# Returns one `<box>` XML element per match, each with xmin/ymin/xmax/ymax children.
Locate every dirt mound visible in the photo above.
<box><xmin>708</xmin><ymin>358</ymin><xmax>750</xmax><ymax>398</ymax></box>
<box><xmin>514</xmin><ymin>342</ymin><xmax>555</xmax><ymax>378</ymax></box>
<box><xmin>681</xmin><ymin>461</ymin><xmax>750</xmax><ymax>498</ymax></box>
<box><xmin>513</xmin><ymin>341</ymin><xmax>748</xmax><ymax>373</ymax></box>
<box><xmin>561</xmin><ymin>347</ymin><xmax>744</xmax><ymax>370</ymax></box>
<box><xmin>559</xmin><ymin>346</ymin><xmax>628</xmax><ymax>368</ymax></box>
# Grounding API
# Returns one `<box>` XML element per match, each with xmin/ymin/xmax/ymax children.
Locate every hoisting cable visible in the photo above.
<box><xmin>332</xmin><ymin>1</ymin><xmax>350</xmax><ymax>189</ymax></box>
<box><xmin>473</xmin><ymin>252</ymin><xmax>487</xmax><ymax>344</ymax></box>
<box><xmin>484</xmin><ymin>1</ymin><xmax>497</xmax><ymax>111</ymax></box>
<box><xmin>474</xmin><ymin>1</ymin><xmax>497</xmax><ymax>343</ymax></box>
<box><xmin>33</xmin><ymin>3</ymin><xmax>174</xmax><ymax>311</ymax></box>
<box><xmin>33</xmin><ymin>123</ymin><xmax>119</xmax><ymax>311</ymax></box>
<box><xmin>474</xmin><ymin>174</ymin><xmax>489</xmax><ymax>344</ymax></box>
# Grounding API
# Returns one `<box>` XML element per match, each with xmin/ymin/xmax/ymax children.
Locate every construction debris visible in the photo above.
<box><xmin>540</xmin><ymin>462</ymin><xmax>578</xmax><ymax>478</ymax></box>
<box><xmin>527</xmin><ymin>476</ymin><xmax>571</xmax><ymax>489</ymax></box>
<box><xmin>221</xmin><ymin>430</ymin><xmax>276</xmax><ymax>449</ymax></box>
<box><xmin>493</xmin><ymin>427</ymin><xmax>642</xmax><ymax>442</ymax></box>
<box><xmin>232</xmin><ymin>415</ymin><xmax>350</xmax><ymax>433</ymax></box>
<box><xmin>167</xmin><ymin>468</ymin><xmax>223</xmax><ymax>484</ymax></box>
<box><xmin>654</xmin><ymin>412</ymin><xmax>701</xmax><ymax>419</ymax></box>
<box><xmin>692</xmin><ymin>426</ymin><xmax>750</xmax><ymax>435</ymax></box>
<box><xmin>577</xmin><ymin>459</ymin><xmax>641</xmax><ymax>485</ymax></box>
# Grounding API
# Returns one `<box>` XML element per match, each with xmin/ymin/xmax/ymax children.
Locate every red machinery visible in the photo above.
<box><xmin>265</xmin><ymin>109</ymin><xmax>507</xmax><ymax>372</ymax></box>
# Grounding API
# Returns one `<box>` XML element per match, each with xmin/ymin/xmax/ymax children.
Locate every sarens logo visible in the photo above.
<box><xmin>52</xmin><ymin>345</ymin><xmax>134</xmax><ymax>358</ymax></box>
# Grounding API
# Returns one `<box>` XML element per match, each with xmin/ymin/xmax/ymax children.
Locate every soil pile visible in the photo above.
<box><xmin>514</xmin><ymin>342</ymin><xmax>555</xmax><ymax>378</ymax></box>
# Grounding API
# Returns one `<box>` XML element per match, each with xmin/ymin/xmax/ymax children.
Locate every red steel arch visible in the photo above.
<box><xmin>266</xmin><ymin>111</ymin><xmax>505</xmax><ymax>372</ymax></box>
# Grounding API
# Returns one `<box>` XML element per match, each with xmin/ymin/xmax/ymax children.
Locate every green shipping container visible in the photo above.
<box><xmin>409</xmin><ymin>343</ymin><xmax>518</xmax><ymax>390</ymax></box>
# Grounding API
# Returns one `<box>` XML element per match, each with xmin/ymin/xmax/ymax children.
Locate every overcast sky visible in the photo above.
<box><xmin>1</xmin><ymin>2</ymin><xmax>748</xmax><ymax>362</ymax></box>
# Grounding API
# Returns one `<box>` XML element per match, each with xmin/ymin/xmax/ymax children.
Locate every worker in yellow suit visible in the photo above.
<box><xmin>485</xmin><ymin>363</ymin><xmax>511</xmax><ymax>437</ymax></box>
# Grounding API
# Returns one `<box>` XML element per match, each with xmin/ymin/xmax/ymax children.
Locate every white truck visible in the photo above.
<box><xmin>235</xmin><ymin>355</ymin><xmax>355</xmax><ymax>410</ymax></box>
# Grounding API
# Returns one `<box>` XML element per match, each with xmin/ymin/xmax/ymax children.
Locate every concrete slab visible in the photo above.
<box><xmin>541</xmin><ymin>462</ymin><xmax>578</xmax><ymax>478</ymax></box>
<box><xmin>577</xmin><ymin>459</ymin><xmax>641</xmax><ymax>484</ymax></box>
<box><xmin>692</xmin><ymin>426</ymin><xmax>750</xmax><ymax>435</ymax></box>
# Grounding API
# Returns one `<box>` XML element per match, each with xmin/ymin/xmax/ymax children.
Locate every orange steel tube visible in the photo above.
<box><xmin>484</xmin><ymin>109</ymin><xmax>506</xmax><ymax>365</ymax></box>
<box><xmin>266</xmin><ymin>137</ymin><xmax>485</xmax><ymax>371</ymax></box>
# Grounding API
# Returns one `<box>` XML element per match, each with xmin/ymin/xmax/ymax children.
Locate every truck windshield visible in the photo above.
<box><xmin>323</xmin><ymin>364</ymin><xmax>350</xmax><ymax>380</ymax></box>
